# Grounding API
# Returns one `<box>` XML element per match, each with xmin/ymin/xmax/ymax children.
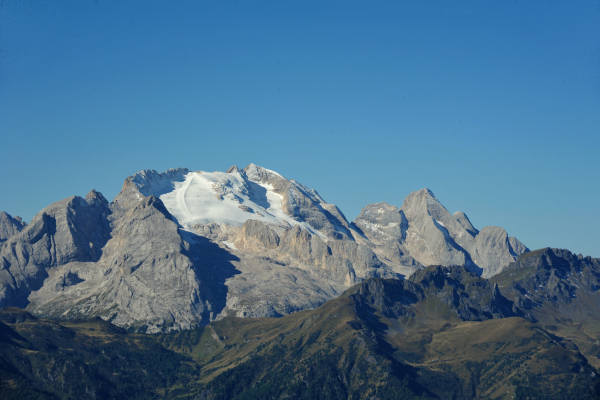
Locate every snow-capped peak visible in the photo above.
<box><xmin>129</xmin><ymin>165</ymin><xmax>325</xmax><ymax>237</ymax></box>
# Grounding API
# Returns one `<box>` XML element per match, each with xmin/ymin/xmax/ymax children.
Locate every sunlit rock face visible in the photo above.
<box><xmin>354</xmin><ymin>188</ymin><xmax>527</xmax><ymax>278</ymax></box>
<box><xmin>0</xmin><ymin>164</ymin><xmax>527</xmax><ymax>331</ymax></box>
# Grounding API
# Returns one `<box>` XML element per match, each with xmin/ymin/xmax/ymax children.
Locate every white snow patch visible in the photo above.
<box><xmin>155</xmin><ymin>170</ymin><xmax>324</xmax><ymax>238</ymax></box>
<box><xmin>223</xmin><ymin>241</ymin><xmax>238</xmax><ymax>250</ymax></box>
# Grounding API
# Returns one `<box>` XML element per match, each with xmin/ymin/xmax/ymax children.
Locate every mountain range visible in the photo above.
<box><xmin>1</xmin><ymin>247</ymin><xmax>599</xmax><ymax>399</ymax></box>
<box><xmin>2</xmin><ymin>164</ymin><xmax>599</xmax><ymax>399</ymax></box>
<box><xmin>0</xmin><ymin>164</ymin><xmax>528</xmax><ymax>332</ymax></box>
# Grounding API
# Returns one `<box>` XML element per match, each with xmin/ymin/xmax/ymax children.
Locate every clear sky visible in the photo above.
<box><xmin>1</xmin><ymin>1</ymin><xmax>598</xmax><ymax>256</ymax></box>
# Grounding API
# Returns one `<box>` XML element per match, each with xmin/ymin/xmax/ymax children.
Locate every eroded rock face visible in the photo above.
<box><xmin>27</xmin><ymin>195</ymin><xmax>222</xmax><ymax>332</ymax></box>
<box><xmin>0</xmin><ymin>164</ymin><xmax>530</xmax><ymax>331</ymax></box>
<box><xmin>15</xmin><ymin>164</ymin><xmax>379</xmax><ymax>331</ymax></box>
<box><xmin>354</xmin><ymin>189</ymin><xmax>528</xmax><ymax>277</ymax></box>
<box><xmin>0</xmin><ymin>211</ymin><xmax>26</xmax><ymax>242</ymax></box>
<box><xmin>0</xmin><ymin>192</ymin><xmax>110</xmax><ymax>307</ymax></box>
<box><xmin>472</xmin><ymin>226</ymin><xmax>527</xmax><ymax>277</ymax></box>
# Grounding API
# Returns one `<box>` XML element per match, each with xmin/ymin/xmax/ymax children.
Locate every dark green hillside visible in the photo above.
<box><xmin>493</xmin><ymin>248</ymin><xmax>600</xmax><ymax>368</ymax></box>
<box><xmin>1</xmin><ymin>249</ymin><xmax>600</xmax><ymax>399</ymax></box>
<box><xmin>0</xmin><ymin>308</ymin><xmax>203</xmax><ymax>399</ymax></box>
<box><xmin>180</xmin><ymin>267</ymin><xmax>598</xmax><ymax>399</ymax></box>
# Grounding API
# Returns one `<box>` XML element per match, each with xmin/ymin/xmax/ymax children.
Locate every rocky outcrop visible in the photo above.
<box><xmin>0</xmin><ymin>191</ymin><xmax>111</xmax><ymax>307</ymax></box>
<box><xmin>243</xmin><ymin>163</ymin><xmax>353</xmax><ymax>239</ymax></box>
<box><xmin>0</xmin><ymin>211</ymin><xmax>26</xmax><ymax>242</ymax></box>
<box><xmin>226</xmin><ymin>219</ymin><xmax>393</xmax><ymax>317</ymax></box>
<box><xmin>21</xmin><ymin>167</ymin><xmax>371</xmax><ymax>331</ymax></box>
<box><xmin>27</xmin><ymin>195</ymin><xmax>225</xmax><ymax>332</ymax></box>
<box><xmin>471</xmin><ymin>226</ymin><xmax>527</xmax><ymax>277</ymax></box>
<box><xmin>493</xmin><ymin>248</ymin><xmax>600</xmax><ymax>311</ymax></box>
<box><xmin>354</xmin><ymin>188</ymin><xmax>528</xmax><ymax>277</ymax></box>
<box><xmin>352</xmin><ymin>265</ymin><xmax>521</xmax><ymax>322</ymax></box>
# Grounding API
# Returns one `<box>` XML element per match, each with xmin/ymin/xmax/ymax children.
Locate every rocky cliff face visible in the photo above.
<box><xmin>354</xmin><ymin>188</ymin><xmax>528</xmax><ymax>278</ymax></box>
<box><xmin>0</xmin><ymin>191</ymin><xmax>110</xmax><ymax>308</ymax></box>
<box><xmin>27</xmin><ymin>195</ymin><xmax>217</xmax><ymax>332</ymax></box>
<box><xmin>0</xmin><ymin>211</ymin><xmax>26</xmax><ymax>243</ymax></box>
<box><xmin>0</xmin><ymin>164</ymin><xmax>529</xmax><ymax>331</ymax></box>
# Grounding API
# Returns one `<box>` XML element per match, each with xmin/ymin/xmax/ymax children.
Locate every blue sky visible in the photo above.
<box><xmin>1</xmin><ymin>1</ymin><xmax>599</xmax><ymax>256</ymax></box>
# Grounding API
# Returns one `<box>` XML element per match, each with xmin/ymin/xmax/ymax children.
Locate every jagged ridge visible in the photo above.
<box><xmin>0</xmin><ymin>164</ymin><xmax>528</xmax><ymax>331</ymax></box>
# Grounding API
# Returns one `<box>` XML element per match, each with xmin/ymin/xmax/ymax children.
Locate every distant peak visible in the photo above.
<box><xmin>357</xmin><ymin>202</ymin><xmax>400</xmax><ymax>216</ymax></box>
<box><xmin>0</xmin><ymin>211</ymin><xmax>25</xmax><ymax>225</ymax></box>
<box><xmin>369</xmin><ymin>201</ymin><xmax>397</xmax><ymax>209</ymax></box>
<box><xmin>132</xmin><ymin>168</ymin><xmax>189</xmax><ymax>179</ymax></box>
<box><xmin>0</xmin><ymin>210</ymin><xmax>27</xmax><ymax>239</ymax></box>
<box><xmin>85</xmin><ymin>189</ymin><xmax>106</xmax><ymax>201</ymax></box>
<box><xmin>243</xmin><ymin>163</ymin><xmax>285</xmax><ymax>182</ymax></box>
<box><xmin>416</xmin><ymin>188</ymin><xmax>436</xmax><ymax>198</ymax></box>
<box><xmin>402</xmin><ymin>188</ymin><xmax>440</xmax><ymax>208</ymax></box>
<box><xmin>226</xmin><ymin>165</ymin><xmax>241</xmax><ymax>174</ymax></box>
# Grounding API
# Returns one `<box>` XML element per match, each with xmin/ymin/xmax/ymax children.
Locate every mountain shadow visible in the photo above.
<box><xmin>180</xmin><ymin>230</ymin><xmax>240</xmax><ymax>322</ymax></box>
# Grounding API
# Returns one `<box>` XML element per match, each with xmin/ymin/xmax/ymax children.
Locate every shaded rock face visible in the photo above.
<box><xmin>352</xmin><ymin>265</ymin><xmax>521</xmax><ymax>322</ymax></box>
<box><xmin>27</xmin><ymin>193</ymin><xmax>240</xmax><ymax>333</ymax></box>
<box><xmin>492</xmin><ymin>248</ymin><xmax>600</xmax><ymax>367</ymax></box>
<box><xmin>122</xmin><ymin>164</ymin><xmax>399</xmax><ymax>320</ymax></box>
<box><xmin>0</xmin><ymin>192</ymin><xmax>111</xmax><ymax>308</ymax></box>
<box><xmin>0</xmin><ymin>211</ymin><xmax>26</xmax><ymax>242</ymax></box>
<box><xmin>354</xmin><ymin>189</ymin><xmax>528</xmax><ymax>277</ymax></box>
<box><xmin>472</xmin><ymin>226</ymin><xmax>526</xmax><ymax>276</ymax></box>
<box><xmin>243</xmin><ymin>163</ymin><xmax>354</xmax><ymax>239</ymax></box>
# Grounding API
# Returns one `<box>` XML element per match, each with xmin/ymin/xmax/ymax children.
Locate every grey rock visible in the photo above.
<box><xmin>472</xmin><ymin>226</ymin><xmax>528</xmax><ymax>278</ymax></box>
<box><xmin>222</xmin><ymin>253</ymin><xmax>344</xmax><ymax>318</ymax></box>
<box><xmin>27</xmin><ymin>193</ymin><xmax>235</xmax><ymax>333</ymax></box>
<box><xmin>0</xmin><ymin>164</ymin><xmax>531</xmax><ymax>332</ymax></box>
<box><xmin>354</xmin><ymin>265</ymin><xmax>521</xmax><ymax>322</ymax></box>
<box><xmin>354</xmin><ymin>188</ymin><xmax>528</xmax><ymax>276</ymax></box>
<box><xmin>453</xmin><ymin>211</ymin><xmax>478</xmax><ymax>236</ymax></box>
<box><xmin>130</xmin><ymin>168</ymin><xmax>190</xmax><ymax>197</ymax></box>
<box><xmin>235</xmin><ymin>219</ymin><xmax>281</xmax><ymax>250</ymax></box>
<box><xmin>354</xmin><ymin>202</ymin><xmax>407</xmax><ymax>244</ymax></box>
<box><xmin>353</xmin><ymin>202</ymin><xmax>421</xmax><ymax>276</ymax></box>
<box><xmin>0</xmin><ymin>191</ymin><xmax>110</xmax><ymax>307</ymax></box>
<box><xmin>244</xmin><ymin>163</ymin><xmax>353</xmax><ymax>239</ymax></box>
<box><xmin>400</xmin><ymin>188</ymin><xmax>475</xmax><ymax>267</ymax></box>
<box><xmin>0</xmin><ymin>211</ymin><xmax>26</xmax><ymax>242</ymax></box>
<box><xmin>233</xmin><ymin>219</ymin><xmax>390</xmax><ymax>288</ymax></box>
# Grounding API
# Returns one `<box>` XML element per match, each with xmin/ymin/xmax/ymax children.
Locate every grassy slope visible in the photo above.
<box><xmin>2</xmin><ymin>264</ymin><xmax>600</xmax><ymax>399</ymax></box>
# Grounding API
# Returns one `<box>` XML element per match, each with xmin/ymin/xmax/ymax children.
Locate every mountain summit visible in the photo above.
<box><xmin>0</xmin><ymin>164</ymin><xmax>527</xmax><ymax>331</ymax></box>
<box><xmin>128</xmin><ymin>164</ymin><xmax>352</xmax><ymax>239</ymax></box>
<box><xmin>355</xmin><ymin>188</ymin><xmax>527</xmax><ymax>277</ymax></box>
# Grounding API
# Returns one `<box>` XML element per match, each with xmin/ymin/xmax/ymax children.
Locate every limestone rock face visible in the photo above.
<box><xmin>0</xmin><ymin>192</ymin><xmax>110</xmax><ymax>307</ymax></box>
<box><xmin>352</xmin><ymin>202</ymin><xmax>420</xmax><ymax>276</ymax></box>
<box><xmin>243</xmin><ymin>163</ymin><xmax>354</xmax><ymax>239</ymax></box>
<box><xmin>472</xmin><ymin>226</ymin><xmax>528</xmax><ymax>277</ymax></box>
<box><xmin>0</xmin><ymin>211</ymin><xmax>26</xmax><ymax>242</ymax></box>
<box><xmin>354</xmin><ymin>188</ymin><xmax>528</xmax><ymax>277</ymax></box>
<box><xmin>4</xmin><ymin>165</ymin><xmax>387</xmax><ymax>331</ymax></box>
<box><xmin>0</xmin><ymin>164</ymin><xmax>530</xmax><ymax>332</ymax></box>
<box><xmin>116</xmin><ymin>164</ymin><xmax>393</xmax><ymax>321</ymax></box>
<box><xmin>400</xmin><ymin>189</ymin><xmax>475</xmax><ymax>268</ymax></box>
<box><xmin>27</xmin><ymin>195</ymin><xmax>218</xmax><ymax>332</ymax></box>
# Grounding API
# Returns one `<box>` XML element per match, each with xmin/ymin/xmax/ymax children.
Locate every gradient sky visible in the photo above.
<box><xmin>1</xmin><ymin>1</ymin><xmax>599</xmax><ymax>256</ymax></box>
